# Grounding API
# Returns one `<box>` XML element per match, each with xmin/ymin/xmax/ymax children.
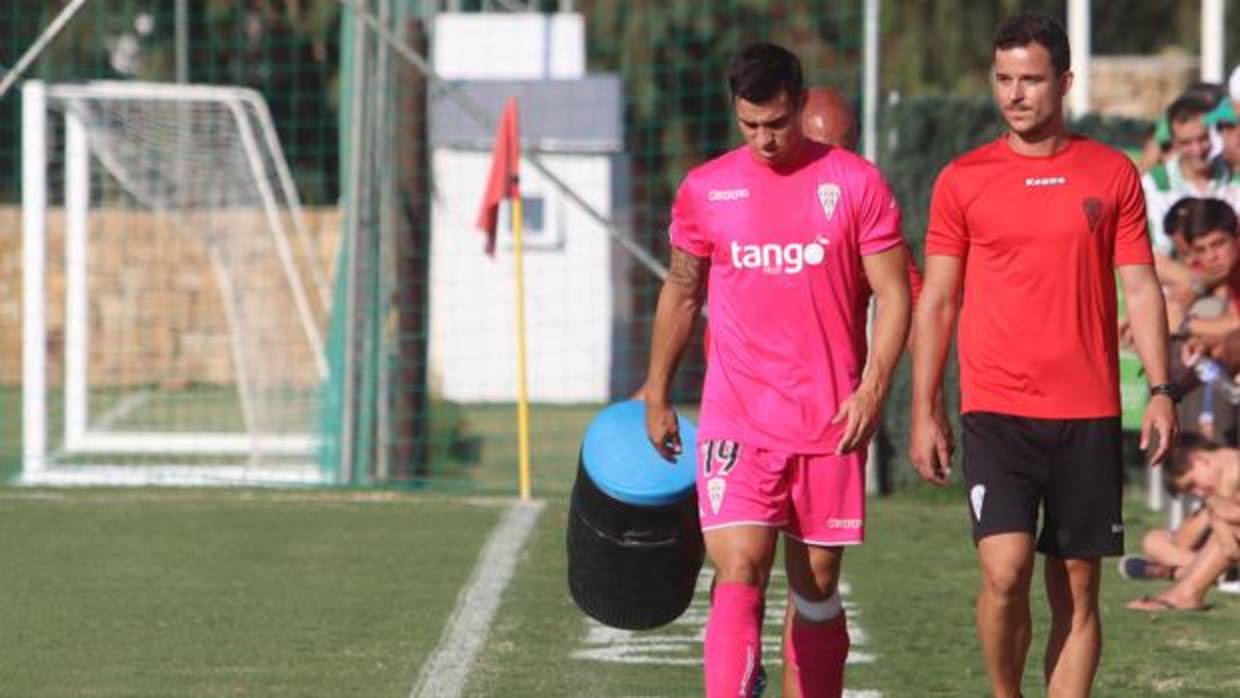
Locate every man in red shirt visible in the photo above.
<box><xmin>910</xmin><ymin>13</ymin><xmax>1177</xmax><ymax>698</ymax></box>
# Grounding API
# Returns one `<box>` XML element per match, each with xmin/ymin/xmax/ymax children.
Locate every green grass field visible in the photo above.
<box><xmin>1</xmin><ymin>482</ymin><xmax>1236</xmax><ymax>697</ymax></box>
<box><xmin>1</xmin><ymin>397</ymin><xmax>1237</xmax><ymax>696</ymax></box>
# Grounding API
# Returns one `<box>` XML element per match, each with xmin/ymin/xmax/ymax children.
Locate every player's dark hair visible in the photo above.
<box><xmin>728</xmin><ymin>42</ymin><xmax>803</xmax><ymax>104</ymax></box>
<box><xmin>1165</xmin><ymin>431</ymin><xmax>1220</xmax><ymax>494</ymax></box>
<box><xmin>1164</xmin><ymin>197</ymin><xmax>1197</xmax><ymax>239</ymax></box>
<box><xmin>1181</xmin><ymin>81</ymin><xmax>1226</xmax><ymax>109</ymax></box>
<box><xmin>1181</xmin><ymin>197</ymin><xmax>1238</xmax><ymax>243</ymax></box>
<box><xmin>1166</xmin><ymin>95</ymin><xmax>1212</xmax><ymax>126</ymax></box>
<box><xmin>992</xmin><ymin>13</ymin><xmax>1070</xmax><ymax>75</ymax></box>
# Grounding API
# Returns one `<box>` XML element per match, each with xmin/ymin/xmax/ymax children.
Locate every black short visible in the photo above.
<box><xmin>961</xmin><ymin>411</ymin><xmax>1124</xmax><ymax>558</ymax></box>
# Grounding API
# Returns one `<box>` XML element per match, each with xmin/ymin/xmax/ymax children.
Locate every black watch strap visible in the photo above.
<box><xmin>1149</xmin><ymin>383</ymin><xmax>1181</xmax><ymax>402</ymax></box>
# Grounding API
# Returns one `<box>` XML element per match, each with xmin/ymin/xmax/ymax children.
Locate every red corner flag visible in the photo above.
<box><xmin>475</xmin><ymin>97</ymin><xmax>521</xmax><ymax>256</ymax></box>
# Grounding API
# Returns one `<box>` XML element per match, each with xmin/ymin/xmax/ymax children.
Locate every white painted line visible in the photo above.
<box><xmin>572</xmin><ymin>568</ymin><xmax>883</xmax><ymax>694</ymax></box>
<box><xmin>410</xmin><ymin>499</ymin><xmax>545</xmax><ymax>698</ymax></box>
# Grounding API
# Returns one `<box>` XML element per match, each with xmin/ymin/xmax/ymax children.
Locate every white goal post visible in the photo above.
<box><xmin>21</xmin><ymin>80</ymin><xmax>332</xmax><ymax>486</ymax></box>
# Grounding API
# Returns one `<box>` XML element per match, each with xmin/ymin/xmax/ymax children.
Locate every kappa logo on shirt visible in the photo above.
<box><xmin>707</xmin><ymin>188</ymin><xmax>750</xmax><ymax>202</ymax></box>
<box><xmin>1025</xmin><ymin>176</ymin><xmax>1067</xmax><ymax>187</ymax></box>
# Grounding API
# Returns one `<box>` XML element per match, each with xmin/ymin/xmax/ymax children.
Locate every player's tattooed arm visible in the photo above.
<box><xmin>667</xmin><ymin>248</ymin><xmax>709</xmax><ymax>301</ymax></box>
<box><xmin>642</xmin><ymin>248</ymin><xmax>707</xmax><ymax>458</ymax></box>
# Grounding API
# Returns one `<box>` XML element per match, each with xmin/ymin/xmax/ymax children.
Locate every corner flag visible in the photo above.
<box><xmin>475</xmin><ymin>97</ymin><xmax>520</xmax><ymax>255</ymax></box>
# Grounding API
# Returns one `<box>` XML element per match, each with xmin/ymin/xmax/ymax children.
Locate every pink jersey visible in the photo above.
<box><xmin>670</xmin><ymin>141</ymin><xmax>902</xmax><ymax>452</ymax></box>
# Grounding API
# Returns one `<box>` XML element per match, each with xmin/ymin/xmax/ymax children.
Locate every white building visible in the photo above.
<box><xmin>428</xmin><ymin>14</ymin><xmax>631</xmax><ymax>403</ymax></box>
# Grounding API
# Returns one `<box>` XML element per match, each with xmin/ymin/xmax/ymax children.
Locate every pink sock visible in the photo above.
<box><xmin>704</xmin><ymin>582</ymin><xmax>764</xmax><ymax>697</ymax></box>
<box><xmin>787</xmin><ymin>612</ymin><xmax>850</xmax><ymax>697</ymax></box>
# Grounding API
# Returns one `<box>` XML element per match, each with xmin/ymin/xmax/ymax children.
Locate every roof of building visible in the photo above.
<box><xmin>430</xmin><ymin>74</ymin><xmax>623</xmax><ymax>153</ymax></box>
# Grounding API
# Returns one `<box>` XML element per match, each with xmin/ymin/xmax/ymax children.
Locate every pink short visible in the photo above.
<box><xmin>695</xmin><ymin>439</ymin><xmax>866</xmax><ymax>546</ymax></box>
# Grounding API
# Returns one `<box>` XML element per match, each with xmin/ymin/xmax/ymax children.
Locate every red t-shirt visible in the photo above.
<box><xmin>925</xmin><ymin>135</ymin><xmax>1153</xmax><ymax>419</ymax></box>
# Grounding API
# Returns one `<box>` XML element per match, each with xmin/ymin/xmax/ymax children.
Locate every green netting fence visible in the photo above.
<box><xmin>3</xmin><ymin>1</ymin><xmax>1159</xmax><ymax>495</ymax></box>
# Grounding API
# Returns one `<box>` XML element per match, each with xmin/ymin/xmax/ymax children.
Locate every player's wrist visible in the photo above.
<box><xmin>1148</xmin><ymin>382</ymin><xmax>1181</xmax><ymax>403</ymax></box>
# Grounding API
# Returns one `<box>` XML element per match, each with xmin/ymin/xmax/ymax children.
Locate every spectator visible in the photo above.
<box><xmin>1206</xmin><ymin>98</ymin><xmax>1240</xmax><ymax>172</ymax></box>
<box><xmin>1118</xmin><ymin>502</ymin><xmax>1210</xmax><ymax>582</ymax></box>
<box><xmin>1173</xmin><ymin>198</ymin><xmax>1240</xmax><ymax>350</ymax></box>
<box><xmin>1166</xmin><ymin>198</ymin><xmax>1240</xmax><ymax>443</ymax></box>
<box><xmin>1128</xmin><ymin>432</ymin><xmax>1240</xmax><ymax>612</ymax></box>
<box><xmin>1143</xmin><ymin>96</ymin><xmax>1240</xmax><ymax>288</ymax></box>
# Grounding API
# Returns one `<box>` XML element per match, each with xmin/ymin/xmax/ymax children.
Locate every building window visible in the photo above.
<box><xmin>502</xmin><ymin>194</ymin><xmax>563</xmax><ymax>250</ymax></box>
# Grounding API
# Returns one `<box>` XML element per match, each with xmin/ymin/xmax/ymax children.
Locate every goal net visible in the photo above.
<box><xmin>21</xmin><ymin>80</ymin><xmax>331</xmax><ymax>485</ymax></box>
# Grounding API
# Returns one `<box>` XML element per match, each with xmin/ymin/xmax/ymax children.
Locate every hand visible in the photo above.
<box><xmin>833</xmin><ymin>386</ymin><xmax>881</xmax><ymax>455</ymax></box>
<box><xmin>1180</xmin><ymin>338</ymin><xmax>1204</xmax><ymax>368</ymax></box>
<box><xmin>1141</xmin><ymin>394</ymin><xmax>1178</xmax><ymax>466</ymax></box>
<box><xmin>910</xmin><ymin>409</ymin><xmax>953</xmax><ymax>486</ymax></box>
<box><xmin>644</xmin><ymin>396</ymin><xmax>682</xmax><ymax>460</ymax></box>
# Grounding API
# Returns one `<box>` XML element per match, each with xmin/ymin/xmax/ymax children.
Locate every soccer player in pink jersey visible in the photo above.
<box><xmin>641</xmin><ymin>42</ymin><xmax>911</xmax><ymax>698</ymax></box>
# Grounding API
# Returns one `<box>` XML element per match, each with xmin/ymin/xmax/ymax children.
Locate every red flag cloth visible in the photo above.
<box><xmin>475</xmin><ymin>97</ymin><xmax>521</xmax><ymax>255</ymax></box>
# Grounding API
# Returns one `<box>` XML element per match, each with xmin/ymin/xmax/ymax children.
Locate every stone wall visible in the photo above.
<box><xmin>0</xmin><ymin>206</ymin><xmax>341</xmax><ymax>387</ymax></box>
<box><xmin>1090</xmin><ymin>52</ymin><xmax>1200</xmax><ymax>120</ymax></box>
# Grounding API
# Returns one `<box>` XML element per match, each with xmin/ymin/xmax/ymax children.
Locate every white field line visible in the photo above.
<box><xmin>572</xmin><ymin>570</ymin><xmax>883</xmax><ymax>696</ymax></box>
<box><xmin>409</xmin><ymin>499</ymin><xmax>545</xmax><ymax>698</ymax></box>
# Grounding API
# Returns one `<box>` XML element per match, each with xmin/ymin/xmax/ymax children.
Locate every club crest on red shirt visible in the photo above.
<box><xmin>1082</xmin><ymin>197</ymin><xmax>1103</xmax><ymax>234</ymax></box>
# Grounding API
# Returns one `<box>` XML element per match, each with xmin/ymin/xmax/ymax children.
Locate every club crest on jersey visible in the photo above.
<box><xmin>1082</xmin><ymin>197</ymin><xmax>1103</xmax><ymax>234</ymax></box>
<box><xmin>817</xmin><ymin>182</ymin><xmax>841</xmax><ymax>220</ymax></box>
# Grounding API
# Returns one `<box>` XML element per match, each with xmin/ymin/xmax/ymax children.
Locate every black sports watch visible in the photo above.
<box><xmin>1148</xmin><ymin>383</ymin><xmax>1182</xmax><ymax>403</ymax></box>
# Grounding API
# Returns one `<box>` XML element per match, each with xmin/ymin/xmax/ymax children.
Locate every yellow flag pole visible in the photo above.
<box><xmin>511</xmin><ymin>194</ymin><xmax>532</xmax><ymax>501</ymax></box>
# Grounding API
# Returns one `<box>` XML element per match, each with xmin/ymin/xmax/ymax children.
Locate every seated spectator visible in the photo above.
<box><xmin>1118</xmin><ymin>504</ymin><xmax>1210</xmax><ymax>581</ymax></box>
<box><xmin>1144</xmin><ymin>96</ymin><xmax>1240</xmax><ymax>288</ymax></box>
<box><xmin>1128</xmin><ymin>433</ymin><xmax>1240</xmax><ymax>612</ymax></box>
<box><xmin>1164</xmin><ymin>199</ymin><xmax>1240</xmax><ymax>442</ymax></box>
<box><xmin>1153</xmin><ymin>197</ymin><xmax>1204</xmax><ymax>307</ymax></box>
<box><xmin>1173</xmin><ymin>198</ymin><xmax>1240</xmax><ymax>349</ymax></box>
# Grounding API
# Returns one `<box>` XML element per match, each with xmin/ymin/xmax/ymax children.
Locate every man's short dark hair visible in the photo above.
<box><xmin>1182</xmin><ymin>81</ymin><xmax>1227</xmax><ymax>109</ymax></box>
<box><xmin>992</xmin><ymin>13</ymin><xmax>1070</xmax><ymax>75</ymax></box>
<box><xmin>1181</xmin><ymin>197</ymin><xmax>1238</xmax><ymax>244</ymax></box>
<box><xmin>1164</xmin><ymin>197</ymin><xmax>1197</xmax><ymax>239</ymax></box>
<box><xmin>1165</xmin><ymin>431</ymin><xmax>1220</xmax><ymax>494</ymax></box>
<box><xmin>728</xmin><ymin>42</ymin><xmax>803</xmax><ymax>104</ymax></box>
<box><xmin>1167</xmin><ymin>95</ymin><xmax>1212</xmax><ymax>127</ymax></box>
